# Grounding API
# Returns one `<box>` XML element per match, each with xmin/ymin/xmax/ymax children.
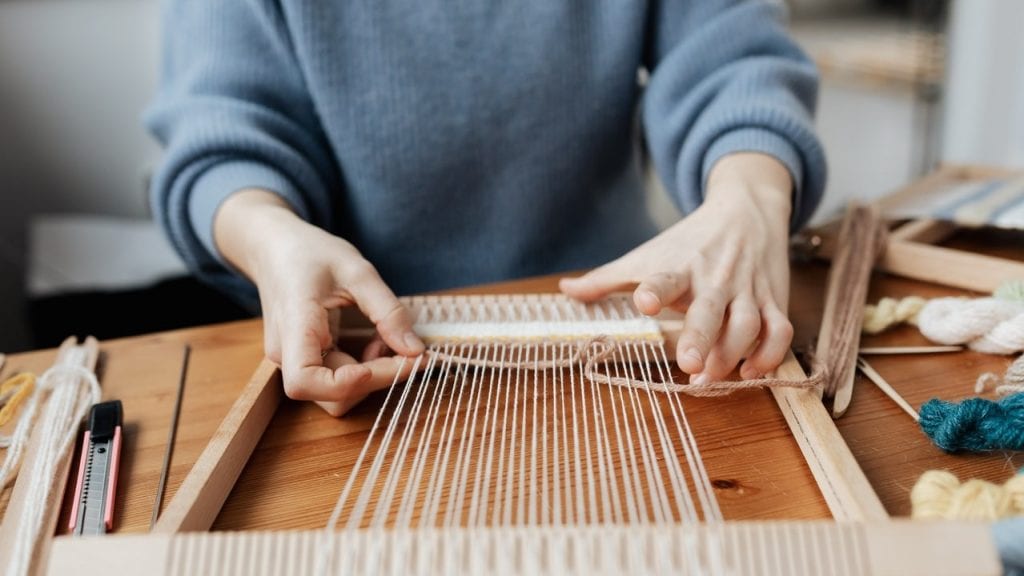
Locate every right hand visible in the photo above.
<box><xmin>214</xmin><ymin>190</ymin><xmax>425</xmax><ymax>416</ymax></box>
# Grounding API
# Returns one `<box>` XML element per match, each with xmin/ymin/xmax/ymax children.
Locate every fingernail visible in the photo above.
<box><xmin>740</xmin><ymin>366</ymin><xmax>759</xmax><ymax>380</ymax></box>
<box><xmin>690</xmin><ymin>373</ymin><xmax>710</xmax><ymax>386</ymax></box>
<box><xmin>404</xmin><ymin>332</ymin><xmax>425</xmax><ymax>353</ymax></box>
<box><xmin>637</xmin><ymin>290</ymin><xmax>660</xmax><ymax>312</ymax></box>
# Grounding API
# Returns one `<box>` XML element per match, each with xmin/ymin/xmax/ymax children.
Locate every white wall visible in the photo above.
<box><xmin>0</xmin><ymin>0</ymin><xmax>161</xmax><ymax>351</ymax></box>
<box><xmin>941</xmin><ymin>0</ymin><xmax>1024</xmax><ymax>168</ymax></box>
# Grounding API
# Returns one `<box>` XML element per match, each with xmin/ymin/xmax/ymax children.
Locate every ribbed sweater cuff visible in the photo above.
<box><xmin>700</xmin><ymin>128</ymin><xmax>805</xmax><ymax>230</ymax></box>
<box><xmin>188</xmin><ymin>160</ymin><xmax>312</xmax><ymax>265</ymax></box>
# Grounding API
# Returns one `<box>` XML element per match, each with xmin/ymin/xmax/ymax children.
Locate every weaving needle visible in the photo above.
<box><xmin>151</xmin><ymin>344</ymin><xmax>190</xmax><ymax>527</ymax></box>
<box><xmin>856</xmin><ymin>356</ymin><xmax>919</xmax><ymax>422</ymax></box>
<box><xmin>858</xmin><ymin>345</ymin><xmax>962</xmax><ymax>355</ymax></box>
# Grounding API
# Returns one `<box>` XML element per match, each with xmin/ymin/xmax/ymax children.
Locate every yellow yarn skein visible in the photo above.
<box><xmin>862</xmin><ymin>296</ymin><xmax>928</xmax><ymax>335</ymax></box>
<box><xmin>0</xmin><ymin>373</ymin><xmax>36</xmax><ymax>427</ymax></box>
<box><xmin>911</xmin><ymin>469</ymin><xmax>1024</xmax><ymax>520</ymax></box>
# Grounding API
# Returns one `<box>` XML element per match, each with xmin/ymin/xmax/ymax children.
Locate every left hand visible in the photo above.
<box><xmin>559</xmin><ymin>153</ymin><xmax>795</xmax><ymax>384</ymax></box>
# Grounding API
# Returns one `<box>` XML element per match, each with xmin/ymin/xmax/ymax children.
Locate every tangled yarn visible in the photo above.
<box><xmin>911</xmin><ymin>469</ymin><xmax>1024</xmax><ymax>520</ymax></box>
<box><xmin>862</xmin><ymin>296</ymin><xmax>927</xmax><ymax>334</ymax></box>
<box><xmin>976</xmin><ymin>355</ymin><xmax>1024</xmax><ymax>397</ymax></box>
<box><xmin>918</xmin><ymin>393</ymin><xmax>1024</xmax><ymax>452</ymax></box>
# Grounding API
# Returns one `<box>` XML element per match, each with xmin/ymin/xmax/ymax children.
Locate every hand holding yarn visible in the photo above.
<box><xmin>561</xmin><ymin>153</ymin><xmax>795</xmax><ymax>384</ymax></box>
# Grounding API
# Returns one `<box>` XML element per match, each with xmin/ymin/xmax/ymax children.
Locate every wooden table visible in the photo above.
<box><xmin>2</xmin><ymin>230</ymin><xmax>1022</xmax><ymax>533</ymax></box>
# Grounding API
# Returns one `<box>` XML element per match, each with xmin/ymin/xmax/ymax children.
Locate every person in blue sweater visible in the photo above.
<box><xmin>148</xmin><ymin>1</ymin><xmax>826</xmax><ymax>416</ymax></box>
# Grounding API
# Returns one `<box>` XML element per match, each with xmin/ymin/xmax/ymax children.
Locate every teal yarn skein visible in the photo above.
<box><xmin>919</xmin><ymin>393</ymin><xmax>1024</xmax><ymax>452</ymax></box>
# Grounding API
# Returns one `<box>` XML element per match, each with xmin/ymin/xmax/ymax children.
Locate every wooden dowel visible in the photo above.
<box><xmin>881</xmin><ymin>239</ymin><xmax>1024</xmax><ymax>294</ymax></box>
<box><xmin>856</xmin><ymin>356</ymin><xmax>919</xmax><ymax>422</ymax></box>
<box><xmin>858</xmin><ymin>345</ymin><xmax>963</xmax><ymax>355</ymax></box>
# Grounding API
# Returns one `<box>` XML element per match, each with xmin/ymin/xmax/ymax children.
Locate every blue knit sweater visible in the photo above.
<box><xmin>147</xmin><ymin>0</ymin><xmax>826</xmax><ymax>306</ymax></box>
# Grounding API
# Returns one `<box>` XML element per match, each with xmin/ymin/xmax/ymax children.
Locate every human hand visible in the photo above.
<box><xmin>214</xmin><ymin>190</ymin><xmax>424</xmax><ymax>416</ymax></box>
<box><xmin>559</xmin><ymin>153</ymin><xmax>795</xmax><ymax>384</ymax></box>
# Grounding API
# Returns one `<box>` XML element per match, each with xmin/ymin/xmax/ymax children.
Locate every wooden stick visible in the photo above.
<box><xmin>856</xmin><ymin>356</ymin><xmax>919</xmax><ymax>422</ymax></box>
<box><xmin>152</xmin><ymin>358</ymin><xmax>283</xmax><ymax>533</ymax></box>
<box><xmin>882</xmin><ymin>239</ymin><xmax>1024</xmax><ymax>294</ymax></box>
<box><xmin>858</xmin><ymin>345</ymin><xmax>963</xmax><ymax>355</ymax></box>
<box><xmin>0</xmin><ymin>336</ymin><xmax>99</xmax><ymax>576</ymax></box>
<box><xmin>889</xmin><ymin>219</ymin><xmax>957</xmax><ymax>244</ymax></box>
<box><xmin>771</xmin><ymin>355</ymin><xmax>889</xmax><ymax>521</ymax></box>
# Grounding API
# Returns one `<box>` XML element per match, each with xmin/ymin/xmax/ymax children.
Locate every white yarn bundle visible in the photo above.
<box><xmin>916</xmin><ymin>297</ymin><xmax>1024</xmax><ymax>354</ymax></box>
<box><xmin>1</xmin><ymin>345</ymin><xmax>100</xmax><ymax>576</ymax></box>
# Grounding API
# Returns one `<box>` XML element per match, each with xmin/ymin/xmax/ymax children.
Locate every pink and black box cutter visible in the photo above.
<box><xmin>68</xmin><ymin>400</ymin><xmax>123</xmax><ymax>535</ymax></box>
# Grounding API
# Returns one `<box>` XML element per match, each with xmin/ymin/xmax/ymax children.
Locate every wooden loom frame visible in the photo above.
<box><xmin>42</xmin><ymin>335</ymin><xmax>1001</xmax><ymax>575</ymax></box>
<box><xmin>814</xmin><ymin>164</ymin><xmax>1024</xmax><ymax>293</ymax></box>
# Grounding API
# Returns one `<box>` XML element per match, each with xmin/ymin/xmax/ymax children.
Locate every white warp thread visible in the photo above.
<box><xmin>2</xmin><ymin>346</ymin><xmax>100</xmax><ymax>576</ymax></box>
<box><xmin>916</xmin><ymin>297</ymin><xmax>1024</xmax><ymax>354</ymax></box>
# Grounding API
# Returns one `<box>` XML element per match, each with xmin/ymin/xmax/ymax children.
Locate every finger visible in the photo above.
<box><xmin>634</xmin><ymin>271</ymin><xmax>690</xmax><ymax>316</ymax></box>
<box><xmin>279</xmin><ymin>301</ymin><xmax>370</xmax><ymax>401</ymax></box>
<box><xmin>702</xmin><ymin>297</ymin><xmax>761</xmax><ymax>381</ymax></box>
<box><xmin>315</xmin><ymin>352</ymin><xmax>419</xmax><ymax>414</ymax></box>
<box><xmin>339</xmin><ymin>260</ymin><xmax>424</xmax><ymax>356</ymax></box>
<box><xmin>559</xmin><ymin>261</ymin><xmax>636</xmax><ymax>302</ymax></box>
<box><xmin>674</xmin><ymin>291</ymin><xmax>728</xmax><ymax>376</ymax></box>
<box><xmin>740</xmin><ymin>303</ymin><xmax>794</xmax><ymax>379</ymax></box>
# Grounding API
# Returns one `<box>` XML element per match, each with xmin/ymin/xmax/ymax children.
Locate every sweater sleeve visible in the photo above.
<box><xmin>642</xmin><ymin>0</ymin><xmax>827</xmax><ymax>231</ymax></box>
<box><xmin>145</xmin><ymin>0</ymin><xmax>339</xmax><ymax>306</ymax></box>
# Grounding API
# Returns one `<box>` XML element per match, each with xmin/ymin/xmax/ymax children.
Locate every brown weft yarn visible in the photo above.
<box><xmin>421</xmin><ymin>204</ymin><xmax>882</xmax><ymax>399</ymax></box>
<box><xmin>429</xmin><ymin>336</ymin><xmax>825</xmax><ymax>397</ymax></box>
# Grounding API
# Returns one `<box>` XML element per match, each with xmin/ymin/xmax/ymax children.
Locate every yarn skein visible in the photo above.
<box><xmin>861</xmin><ymin>280</ymin><xmax>1024</xmax><ymax>350</ymax></box>
<box><xmin>911</xmin><ymin>468</ymin><xmax>1024</xmax><ymax>574</ymax></box>
<box><xmin>917</xmin><ymin>297</ymin><xmax>1024</xmax><ymax>354</ymax></box>
<box><xmin>919</xmin><ymin>393</ymin><xmax>1024</xmax><ymax>452</ymax></box>
<box><xmin>911</xmin><ymin>469</ymin><xmax>1024</xmax><ymax>520</ymax></box>
<box><xmin>0</xmin><ymin>373</ymin><xmax>36</xmax><ymax>429</ymax></box>
<box><xmin>862</xmin><ymin>296</ymin><xmax>927</xmax><ymax>334</ymax></box>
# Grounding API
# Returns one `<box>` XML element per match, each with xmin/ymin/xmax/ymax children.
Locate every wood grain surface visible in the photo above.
<box><xmin>1</xmin><ymin>230</ymin><xmax>1022</xmax><ymax>533</ymax></box>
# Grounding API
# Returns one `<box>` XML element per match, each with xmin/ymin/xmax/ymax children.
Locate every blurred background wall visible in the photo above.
<box><xmin>0</xmin><ymin>0</ymin><xmax>1021</xmax><ymax>353</ymax></box>
<box><xmin>0</xmin><ymin>0</ymin><xmax>164</xmax><ymax>351</ymax></box>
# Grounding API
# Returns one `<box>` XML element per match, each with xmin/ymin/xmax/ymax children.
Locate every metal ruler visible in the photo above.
<box><xmin>69</xmin><ymin>400</ymin><xmax>123</xmax><ymax>536</ymax></box>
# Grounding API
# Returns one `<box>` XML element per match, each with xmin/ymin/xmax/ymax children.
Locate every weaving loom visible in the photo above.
<box><xmin>46</xmin><ymin>290</ymin><xmax>999</xmax><ymax>575</ymax></box>
<box><xmin>40</xmin><ymin>205</ymin><xmax>1006</xmax><ymax>575</ymax></box>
